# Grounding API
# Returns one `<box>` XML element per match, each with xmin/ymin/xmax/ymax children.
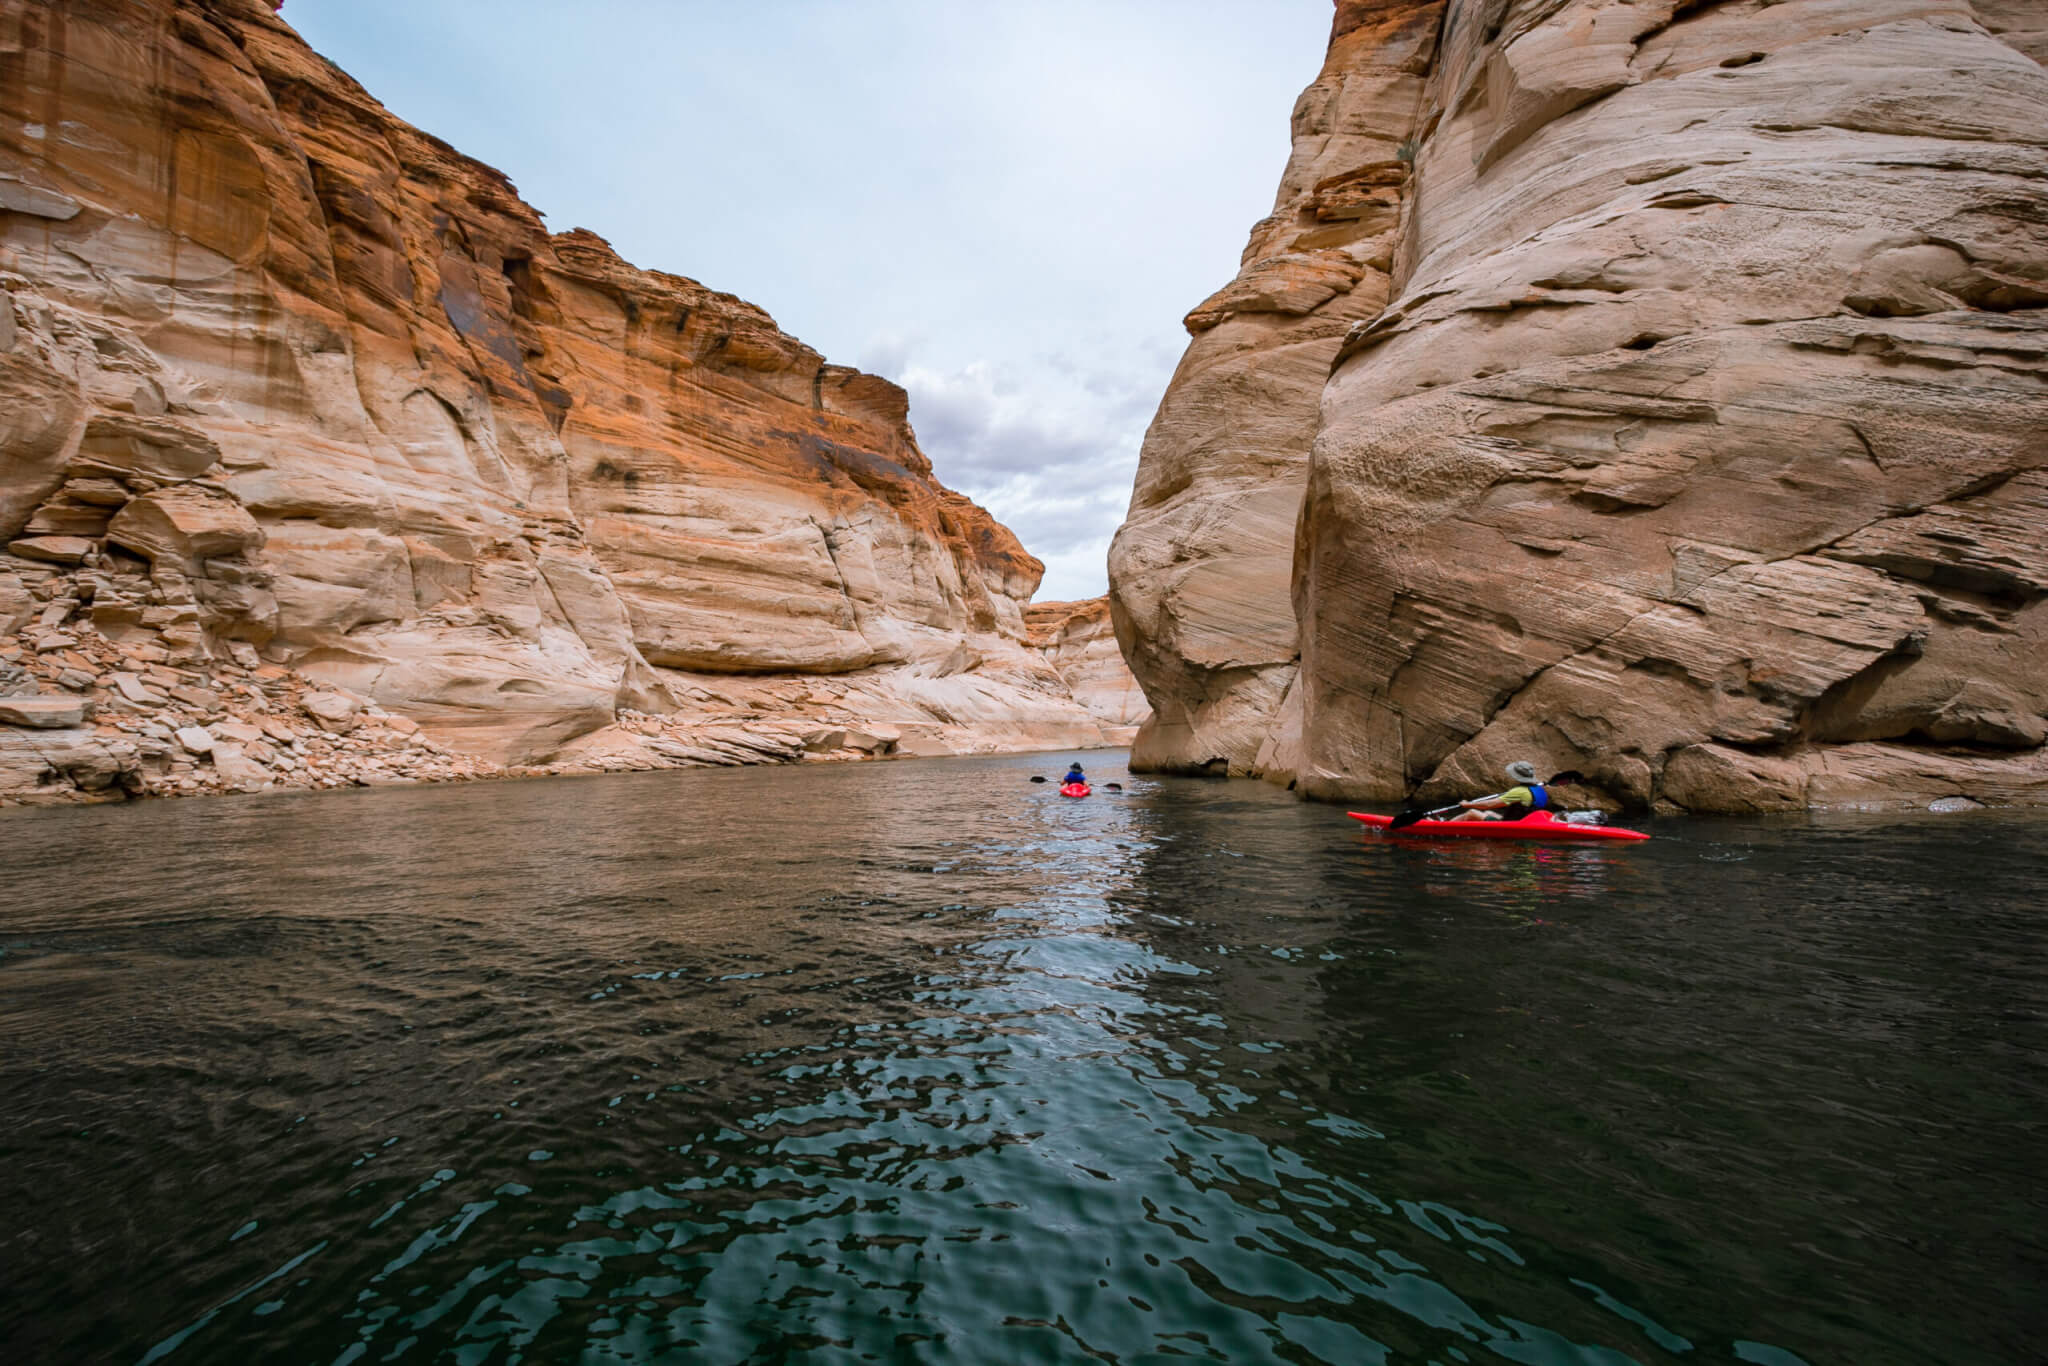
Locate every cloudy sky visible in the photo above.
<box><xmin>287</xmin><ymin>1</ymin><xmax>1331</xmax><ymax>601</ymax></box>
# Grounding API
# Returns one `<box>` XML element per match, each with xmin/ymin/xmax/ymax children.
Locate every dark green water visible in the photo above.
<box><xmin>1</xmin><ymin>753</ymin><xmax>2043</xmax><ymax>1365</ymax></box>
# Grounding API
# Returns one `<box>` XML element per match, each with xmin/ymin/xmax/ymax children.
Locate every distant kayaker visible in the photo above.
<box><xmin>1448</xmin><ymin>760</ymin><xmax>1549</xmax><ymax>822</ymax></box>
<box><xmin>1061</xmin><ymin>762</ymin><xmax>1086</xmax><ymax>786</ymax></box>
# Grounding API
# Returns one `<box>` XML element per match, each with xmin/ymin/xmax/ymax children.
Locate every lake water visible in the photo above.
<box><xmin>1</xmin><ymin>753</ymin><xmax>2043</xmax><ymax>1365</ymax></box>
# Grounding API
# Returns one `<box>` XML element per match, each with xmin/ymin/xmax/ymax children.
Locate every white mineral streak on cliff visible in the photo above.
<box><xmin>0</xmin><ymin>0</ymin><xmax>1121</xmax><ymax>803</ymax></box>
<box><xmin>1113</xmin><ymin>0</ymin><xmax>2048</xmax><ymax>812</ymax></box>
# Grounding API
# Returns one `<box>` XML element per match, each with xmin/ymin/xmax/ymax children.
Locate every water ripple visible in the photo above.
<box><xmin>1</xmin><ymin>759</ymin><xmax>2043</xmax><ymax>1364</ymax></box>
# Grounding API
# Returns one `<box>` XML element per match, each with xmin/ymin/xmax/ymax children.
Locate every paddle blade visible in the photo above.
<box><xmin>1029</xmin><ymin>775</ymin><xmax>1047</xmax><ymax>783</ymax></box>
<box><xmin>1104</xmin><ymin>782</ymin><xmax>1123</xmax><ymax>792</ymax></box>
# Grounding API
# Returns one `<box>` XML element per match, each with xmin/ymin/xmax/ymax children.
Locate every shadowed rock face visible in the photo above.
<box><xmin>0</xmin><ymin>0</ymin><xmax>1110</xmax><ymax>769</ymax></box>
<box><xmin>1114</xmin><ymin>0</ymin><xmax>2048</xmax><ymax>811</ymax></box>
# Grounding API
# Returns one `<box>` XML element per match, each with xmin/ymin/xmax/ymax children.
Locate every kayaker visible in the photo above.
<box><xmin>1448</xmin><ymin>760</ymin><xmax>1549</xmax><ymax>822</ymax></box>
<box><xmin>1061</xmin><ymin>762</ymin><xmax>1086</xmax><ymax>786</ymax></box>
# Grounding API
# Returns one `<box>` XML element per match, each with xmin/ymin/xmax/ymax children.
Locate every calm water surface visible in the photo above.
<box><xmin>1</xmin><ymin>753</ymin><xmax>2043</xmax><ymax>1365</ymax></box>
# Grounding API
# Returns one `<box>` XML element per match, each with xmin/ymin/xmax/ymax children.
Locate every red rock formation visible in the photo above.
<box><xmin>0</xmin><ymin>0</ymin><xmax>1113</xmax><ymax>794</ymax></box>
<box><xmin>1114</xmin><ymin>0</ymin><xmax>2048</xmax><ymax>812</ymax></box>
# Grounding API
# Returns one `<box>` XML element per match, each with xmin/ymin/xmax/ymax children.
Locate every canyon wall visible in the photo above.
<box><xmin>1025</xmin><ymin>598</ymin><xmax>1150</xmax><ymax>739</ymax></box>
<box><xmin>0</xmin><ymin>0</ymin><xmax>1118</xmax><ymax>801</ymax></box>
<box><xmin>1113</xmin><ymin>0</ymin><xmax>2048</xmax><ymax>812</ymax></box>
<box><xmin>1109</xmin><ymin>2</ymin><xmax>1447</xmax><ymax>778</ymax></box>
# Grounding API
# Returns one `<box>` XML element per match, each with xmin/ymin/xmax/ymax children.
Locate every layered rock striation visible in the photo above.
<box><xmin>0</xmin><ymin>0</ymin><xmax>1117</xmax><ymax>802</ymax></box>
<box><xmin>1114</xmin><ymin>0</ymin><xmax>2048</xmax><ymax>811</ymax></box>
<box><xmin>1025</xmin><ymin>598</ymin><xmax>1150</xmax><ymax>741</ymax></box>
<box><xmin>1109</xmin><ymin>2</ymin><xmax>1447</xmax><ymax>777</ymax></box>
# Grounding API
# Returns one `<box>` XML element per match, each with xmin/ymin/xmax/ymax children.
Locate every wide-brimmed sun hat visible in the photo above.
<box><xmin>1505</xmin><ymin>760</ymin><xmax>1538</xmax><ymax>783</ymax></box>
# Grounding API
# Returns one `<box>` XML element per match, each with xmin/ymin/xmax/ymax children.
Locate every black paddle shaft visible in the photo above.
<box><xmin>1385</xmin><ymin>770</ymin><xmax>1585</xmax><ymax>830</ymax></box>
<box><xmin>1386</xmin><ymin>799</ymin><xmax>1469</xmax><ymax>831</ymax></box>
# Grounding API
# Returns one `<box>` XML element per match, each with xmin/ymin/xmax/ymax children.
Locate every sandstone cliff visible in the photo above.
<box><xmin>0</xmin><ymin>0</ymin><xmax>1117</xmax><ymax>802</ymax></box>
<box><xmin>1110</xmin><ymin>1</ymin><xmax>1446</xmax><ymax>780</ymax></box>
<box><xmin>1112</xmin><ymin>0</ymin><xmax>2048</xmax><ymax>812</ymax></box>
<box><xmin>1025</xmin><ymin>598</ymin><xmax>1150</xmax><ymax>740</ymax></box>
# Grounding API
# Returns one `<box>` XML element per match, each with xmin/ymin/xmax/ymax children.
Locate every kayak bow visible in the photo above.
<box><xmin>1060</xmin><ymin>782</ymin><xmax>1091</xmax><ymax>798</ymax></box>
<box><xmin>1349</xmin><ymin>810</ymin><xmax>1648</xmax><ymax>842</ymax></box>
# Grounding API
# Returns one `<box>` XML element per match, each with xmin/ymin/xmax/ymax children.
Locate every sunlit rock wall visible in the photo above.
<box><xmin>1025</xmin><ymin>598</ymin><xmax>1150</xmax><ymax>737</ymax></box>
<box><xmin>0</xmin><ymin>0</ymin><xmax>1111</xmax><ymax>765</ymax></box>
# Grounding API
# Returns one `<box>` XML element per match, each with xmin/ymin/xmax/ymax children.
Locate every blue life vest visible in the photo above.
<box><xmin>1529</xmin><ymin>783</ymin><xmax>1549</xmax><ymax>810</ymax></box>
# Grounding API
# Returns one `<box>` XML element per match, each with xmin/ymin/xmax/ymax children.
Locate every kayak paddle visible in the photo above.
<box><xmin>1034</xmin><ymin>776</ymin><xmax>1125</xmax><ymax>793</ymax></box>
<box><xmin>1386</xmin><ymin>799</ymin><xmax>1470</xmax><ymax>831</ymax></box>
<box><xmin>1033</xmin><ymin>775</ymin><xmax>1124</xmax><ymax>791</ymax></box>
<box><xmin>1385</xmin><ymin>770</ymin><xmax>1588</xmax><ymax>831</ymax></box>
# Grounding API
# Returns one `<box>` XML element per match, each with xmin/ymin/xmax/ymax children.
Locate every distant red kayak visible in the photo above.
<box><xmin>1348</xmin><ymin>810</ymin><xmax>1649</xmax><ymax>842</ymax></box>
<box><xmin>1060</xmin><ymin>782</ymin><xmax>1091</xmax><ymax>798</ymax></box>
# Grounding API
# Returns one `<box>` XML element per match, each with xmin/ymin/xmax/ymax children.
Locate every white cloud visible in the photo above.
<box><xmin>879</xmin><ymin>354</ymin><xmax>1145</xmax><ymax>599</ymax></box>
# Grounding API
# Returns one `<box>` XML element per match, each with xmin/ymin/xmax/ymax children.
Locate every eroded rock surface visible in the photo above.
<box><xmin>1025</xmin><ymin>599</ymin><xmax>1150</xmax><ymax>741</ymax></box>
<box><xmin>1113</xmin><ymin>0</ymin><xmax>2048</xmax><ymax>811</ymax></box>
<box><xmin>0</xmin><ymin>573</ymin><xmax>1024</xmax><ymax>802</ymax></box>
<box><xmin>1109</xmin><ymin>1</ymin><xmax>1448</xmax><ymax>777</ymax></box>
<box><xmin>0</xmin><ymin>0</ymin><xmax>1116</xmax><ymax>799</ymax></box>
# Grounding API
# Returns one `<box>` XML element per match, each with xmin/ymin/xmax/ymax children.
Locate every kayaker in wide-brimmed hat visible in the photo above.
<box><xmin>1061</xmin><ymin>761</ymin><xmax>1086</xmax><ymax>786</ymax></box>
<box><xmin>1448</xmin><ymin>760</ymin><xmax>1551</xmax><ymax>822</ymax></box>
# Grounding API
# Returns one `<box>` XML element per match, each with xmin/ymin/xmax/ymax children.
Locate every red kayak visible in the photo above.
<box><xmin>1348</xmin><ymin>810</ymin><xmax>1648</xmax><ymax>842</ymax></box>
<box><xmin>1060</xmin><ymin>782</ymin><xmax>1091</xmax><ymax>798</ymax></box>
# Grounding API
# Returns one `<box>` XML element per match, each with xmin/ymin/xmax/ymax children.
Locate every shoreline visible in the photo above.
<box><xmin>0</xmin><ymin>605</ymin><xmax>1134</xmax><ymax>811</ymax></box>
<box><xmin>0</xmin><ymin>735</ymin><xmax>1137</xmax><ymax>815</ymax></box>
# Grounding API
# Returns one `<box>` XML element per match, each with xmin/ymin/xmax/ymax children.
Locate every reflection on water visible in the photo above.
<box><xmin>1</xmin><ymin>755</ymin><xmax>2044</xmax><ymax>1365</ymax></box>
